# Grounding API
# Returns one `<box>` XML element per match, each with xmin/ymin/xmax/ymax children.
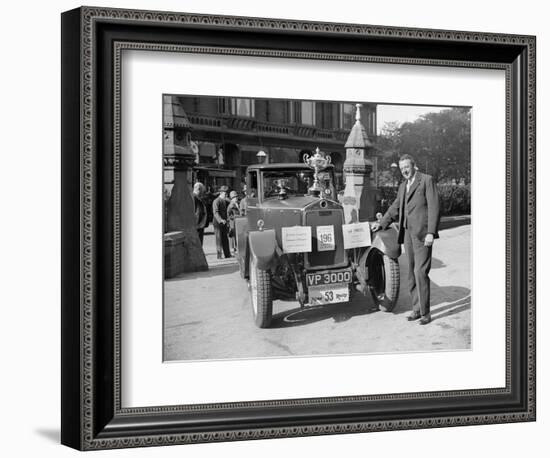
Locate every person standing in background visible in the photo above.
<box><xmin>212</xmin><ymin>185</ymin><xmax>231</xmax><ymax>259</ymax></box>
<box><xmin>227</xmin><ymin>190</ymin><xmax>241</xmax><ymax>255</ymax></box>
<box><xmin>192</xmin><ymin>182</ymin><xmax>208</xmax><ymax>245</ymax></box>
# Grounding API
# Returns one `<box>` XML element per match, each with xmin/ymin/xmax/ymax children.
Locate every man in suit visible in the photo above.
<box><xmin>227</xmin><ymin>190</ymin><xmax>241</xmax><ymax>255</ymax></box>
<box><xmin>212</xmin><ymin>185</ymin><xmax>231</xmax><ymax>259</ymax></box>
<box><xmin>372</xmin><ymin>154</ymin><xmax>440</xmax><ymax>325</ymax></box>
<box><xmin>192</xmin><ymin>182</ymin><xmax>208</xmax><ymax>245</ymax></box>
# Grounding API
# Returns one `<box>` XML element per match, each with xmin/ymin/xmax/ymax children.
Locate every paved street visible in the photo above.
<box><xmin>164</xmin><ymin>223</ymin><xmax>471</xmax><ymax>361</ymax></box>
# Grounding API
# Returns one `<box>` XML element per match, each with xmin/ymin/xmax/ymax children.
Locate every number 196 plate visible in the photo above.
<box><xmin>308</xmin><ymin>283</ymin><xmax>349</xmax><ymax>306</ymax></box>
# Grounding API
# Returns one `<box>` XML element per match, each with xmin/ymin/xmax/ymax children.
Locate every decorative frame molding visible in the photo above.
<box><xmin>62</xmin><ymin>6</ymin><xmax>536</xmax><ymax>450</ymax></box>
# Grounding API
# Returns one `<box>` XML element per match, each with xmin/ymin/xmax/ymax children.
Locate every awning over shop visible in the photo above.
<box><xmin>193</xmin><ymin>166</ymin><xmax>236</xmax><ymax>178</ymax></box>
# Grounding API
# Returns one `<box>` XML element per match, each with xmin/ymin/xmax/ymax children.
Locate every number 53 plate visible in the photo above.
<box><xmin>308</xmin><ymin>282</ymin><xmax>349</xmax><ymax>306</ymax></box>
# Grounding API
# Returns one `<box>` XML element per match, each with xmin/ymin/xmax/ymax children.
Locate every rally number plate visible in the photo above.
<box><xmin>308</xmin><ymin>283</ymin><xmax>349</xmax><ymax>306</ymax></box>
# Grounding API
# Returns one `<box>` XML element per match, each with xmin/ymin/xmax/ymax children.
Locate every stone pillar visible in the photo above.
<box><xmin>342</xmin><ymin>104</ymin><xmax>377</xmax><ymax>223</ymax></box>
<box><xmin>163</xmin><ymin>96</ymin><xmax>208</xmax><ymax>275</ymax></box>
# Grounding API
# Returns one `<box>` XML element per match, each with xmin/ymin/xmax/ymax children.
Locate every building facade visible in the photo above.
<box><xmin>165</xmin><ymin>95</ymin><xmax>378</xmax><ymax>194</ymax></box>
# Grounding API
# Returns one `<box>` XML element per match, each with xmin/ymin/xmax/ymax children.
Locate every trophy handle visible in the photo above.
<box><xmin>303</xmin><ymin>153</ymin><xmax>310</xmax><ymax>165</ymax></box>
<box><xmin>326</xmin><ymin>155</ymin><xmax>331</xmax><ymax>165</ymax></box>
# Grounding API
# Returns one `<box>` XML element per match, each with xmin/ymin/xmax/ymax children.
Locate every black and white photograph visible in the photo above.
<box><xmin>163</xmin><ymin>95</ymin><xmax>472</xmax><ymax>362</ymax></box>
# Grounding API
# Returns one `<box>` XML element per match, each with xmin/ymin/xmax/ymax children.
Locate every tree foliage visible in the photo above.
<box><xmin>376</xmin><ymin>108</ymin><xmax>471</xmax><ymax>184</ymax></box>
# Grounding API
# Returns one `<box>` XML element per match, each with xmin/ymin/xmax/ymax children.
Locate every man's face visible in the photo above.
<box><xmin>220</xmin><ymin>191</ymin><xmax>227</xmax><ymax>199</ymax></box>
<box><xmin>399</xmin><ymin>159</ymin><xmax>415</xmax><ymax>181</ymax></box>
<box><xmin>194</xmin><ymin>185</ymin><xmax>204</xmax><ymax>198</ymax></box>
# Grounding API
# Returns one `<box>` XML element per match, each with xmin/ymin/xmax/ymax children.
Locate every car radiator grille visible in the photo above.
<box><xmin>305</xmin><ymin>209</ymin><xmax>346</xmax><ymax>269</ymax></box>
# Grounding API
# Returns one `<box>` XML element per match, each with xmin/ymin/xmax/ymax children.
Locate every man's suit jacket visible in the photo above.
<box><xmin>212</xmin><ymin>196</ymin><xmax>229</xmax><ymax>227</ymax></box>
<box><xmin>193</xmin><ymin>194</ymin><xmax>207</xmax><ymax>229</ymax></box>
<box><xmin>380</xmin><ymin>172</ymin><xmax>440</xmax><ymax>244</ymax></box>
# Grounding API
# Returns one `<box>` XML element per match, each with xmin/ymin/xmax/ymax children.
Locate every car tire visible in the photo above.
<box><xmin>249</xmin><ymin>256</ymin><xmax>273</xmax><ymax>328</ymax></box>
<box><xmin>368</xmin><ymin>249</ymin><xmax>400</xmax><ymax>312</ymax></box>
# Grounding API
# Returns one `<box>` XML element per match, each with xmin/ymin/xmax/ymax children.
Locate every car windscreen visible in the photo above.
<box><xmin>262</xmin><ymin>170</ymin><xmax>334</xmax><ymax>199</ymax></box>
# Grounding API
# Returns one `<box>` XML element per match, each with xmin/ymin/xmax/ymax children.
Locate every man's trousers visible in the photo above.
<box><xmin>214</xmin><ymin>224</ymin><xmax>231</xmax><ymax>258</ymax></box>
<box><xmin>403</xmin><ymin>229</ymin><xmax>433</xmax><ymax>317</ymax></box>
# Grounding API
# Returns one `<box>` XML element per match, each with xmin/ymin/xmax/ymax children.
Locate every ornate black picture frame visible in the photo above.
<box><xmin>61</xmin><ymin>6</ymin><xmax>536</xmax><ymax>450</ymax></box>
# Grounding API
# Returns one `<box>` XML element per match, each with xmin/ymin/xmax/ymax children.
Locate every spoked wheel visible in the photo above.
<box><xmin>249</xmin><ymin>256</ymin><xmax>273</xmax><ymax>328</ymax></box>
<box><xmin>367</xmin><ymin>249</ymin><xmax>400</xmax><ymax>312</ymax></box>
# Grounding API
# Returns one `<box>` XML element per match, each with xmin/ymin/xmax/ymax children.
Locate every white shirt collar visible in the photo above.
<box><xmin>406</xmin><ymin>173</ymin><xmax>416</xmax><ymax>191</ymax></box>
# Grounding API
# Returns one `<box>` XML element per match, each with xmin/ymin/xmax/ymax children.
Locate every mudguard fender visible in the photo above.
<box><xmin>235</xmin><ymin>216</ymin><xmax>248</xmax><ymax>261</ymax></box>
<box><xmin>248</xmin><ymin>229</ymin><xmax>277</xmax><ymax>271</ymax></box>
<box><xmin>356</xmin><ymin>227</ymin><xmax>400</xmax><ymax>293</ymax></box>
<box><xmin>371</xmin><ymin>227</ymin><xmax>401</xmax><ymax>259</ymax></box>
<box><xmin>235</xmin><ymin>216</ymin><xmax>249</xmax><ymax>278</ymax></box>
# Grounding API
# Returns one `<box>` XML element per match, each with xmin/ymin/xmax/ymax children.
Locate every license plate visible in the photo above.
<box><xmin>308</xmin><ymin>283</ymin><xmax>349</xmax><ymax>306</ymax></box>
<box><xmin>306</xmin><ymin>269</ymin><xmax>352</xmax><ymax>287</ymax></box>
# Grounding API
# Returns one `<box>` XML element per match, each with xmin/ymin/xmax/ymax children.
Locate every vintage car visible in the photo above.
<box><xmin>235</xmin><ymin>160</ymin><xmax>401</xmax><ymax>328</ymax></box>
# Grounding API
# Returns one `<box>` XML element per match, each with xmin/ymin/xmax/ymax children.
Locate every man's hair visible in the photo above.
<box><xmin>399</xmin><ymin>154</ymin><xmax>416</xmax><ymax>166</ymax></box>
<box><xmin>193</xmin><ymin>182</ymin><xmax>204</xmax><ymax>192</ymax></box>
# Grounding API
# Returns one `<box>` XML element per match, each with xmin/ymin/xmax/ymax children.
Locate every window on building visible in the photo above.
<box><xmin>316</xmin><ymin>102</ymin><xmax>336</xmax><ymax>129</ymax></box>
<box><xmin>288</xmin><ymin>101</ymin><xmax>296</xmax><ymax>123</ymax></box>
<box><xmin>340</xmin><ymin>103</ymin><xmax>355</xmax><ymax>130</ymax></box>
<box><xmin>218</xmin><ymin>98</ymin><xmax>229</xmax><ymax>114</ymax></box>
<box><xmin>230</xmin><ymin>98</ymin><xmax>255</xmax><ymax>117</ymax></box>
<box><xmin>179</xmin><ymin>96</ymin><xmax>197</xmax><ymax>113</ymax></box>
<box><xmin>301</xmin><ymin>101</ymin><xmax>316</xmax><ymax>125</ymax></box>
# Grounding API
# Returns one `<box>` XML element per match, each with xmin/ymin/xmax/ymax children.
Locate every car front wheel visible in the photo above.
<box><xmin>249</xmin><ymin>256</ymin><xmax>273</xmax><ymax>328</ymax></box>
<box><xmin>367</xmin><ymin>249</ymin><xmax>400</xmax><ymax>312</ymax></box>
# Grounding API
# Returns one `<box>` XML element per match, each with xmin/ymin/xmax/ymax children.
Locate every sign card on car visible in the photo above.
<box><xmin>282</xmin><ymin>226</ymin><xmax>312</xmax><ymax>253</ymax></box>
<box><xmin>316</xmin><ymin>225</ymin><xmax>335</xmax><ymax>251</ymax></box>
<box><xmin>342</xmin><ymin>222</ymin><xmax>372</xmax><ymax>249</ymax></box>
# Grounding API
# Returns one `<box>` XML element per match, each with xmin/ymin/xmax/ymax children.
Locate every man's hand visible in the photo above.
<box><xmin>424</xmin><ymin>233</ymin><xmax>434</xmax><ymax>247</ymax></box>
<box><xmin>371</xmin><ymin>221</ymin><xmax>381</xmax><ymax>232</ymax></box>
